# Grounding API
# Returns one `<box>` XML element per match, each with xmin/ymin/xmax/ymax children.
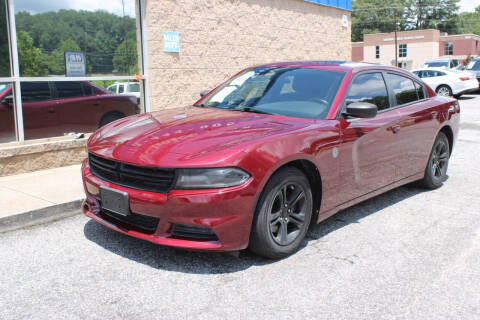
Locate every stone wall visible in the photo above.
<box><xmin>144</xmin><ymin>0</ymin><xmax>352</xmax><ymax>110</ymax></box>
<box><xmin>0</xmin><ymin>138</ymin><xmax>87</xmax><ymax>176</ymax></box>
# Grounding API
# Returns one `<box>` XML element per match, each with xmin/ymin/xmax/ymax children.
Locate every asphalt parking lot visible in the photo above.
<box><xmin>1</xmin><ymin>93</ymin><xmax>479</xmax><ymax>320</ymax></box>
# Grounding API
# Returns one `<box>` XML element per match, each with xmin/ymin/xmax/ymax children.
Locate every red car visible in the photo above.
<box><xmin>82</xmin><ymin>61</ymin><xmax>459</xmax><ymax>258</ymax></box>
<box><xmin>0</xmin><ymin>81</ymin><xmax>138</xmax><ymax>142</ymax></box>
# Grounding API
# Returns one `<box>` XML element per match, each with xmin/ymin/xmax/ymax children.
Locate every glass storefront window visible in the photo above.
<box><xmin>21</xmin><ymin>80</ymin><xmax>141</xmax><ymax>140</ymax></box>
<box><xmin>0</xmin><ymin>82</ymin><xmax>16</xmax><ymax>143</ymax></box>
<box><xmin>14</xmin><ymin>0</ymin><xmax>139</xmax><ymax>77</ymax></box>
<box><xmin>0</xmin><ymin>0</ymin><xmax>11</xmax><ymax>76</ymax></box>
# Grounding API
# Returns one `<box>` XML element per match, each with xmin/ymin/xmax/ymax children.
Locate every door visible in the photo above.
<box><xmin>387</xmin><ymin>74</ymin><xmax>438</xmax><ymax>179</ymax></box>
<box><xmin>53</xmin><ymin>81</ymin><xmax>101</xmax><ymax>134</ymax></box>
<box><xmin>337</xmin><ymin>72</ymin><xmax>401</xmax><ymax>200</ymax></box>
<box><xmin>21</xmin><ymin>82</ymin><xmax>59</xmax><ymax>140</ymax></box>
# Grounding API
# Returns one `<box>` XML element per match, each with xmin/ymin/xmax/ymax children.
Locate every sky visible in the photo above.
<box><xmin>13</xmin><ymin>0</ymin><xmax>136</xmax><ymax>17</ymax></box>
<box><xmin>459</xmin><ymin>0</ymin><xmax>479</xmax><ymax>12</ymax></box>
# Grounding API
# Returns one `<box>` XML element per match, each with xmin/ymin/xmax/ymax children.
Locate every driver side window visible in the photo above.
<box><xmin>345</xmin><ymin>73</ymin><xmax>390</xmax><ymax>111</ymax></box>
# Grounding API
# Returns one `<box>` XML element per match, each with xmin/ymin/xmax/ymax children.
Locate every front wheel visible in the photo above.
<box><xmin>419</xmin><ymin>132</ymin><xmax>450</xmax><ymax>189</ymax></box>
<box><xmin>249</xmin><ymin>166</ymin><xmax>313</xmax><ymax>259</ymax></box>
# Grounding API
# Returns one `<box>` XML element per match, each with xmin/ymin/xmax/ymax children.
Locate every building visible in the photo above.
<box><xmin>0</xmin><ymin>0</ymin><xmax>352</xmax><ymax>176</ymax></box>
<box><xmin>352</xmin><ymin>29</ymin><xmax>480</xmax><ymax>70</ymax></box>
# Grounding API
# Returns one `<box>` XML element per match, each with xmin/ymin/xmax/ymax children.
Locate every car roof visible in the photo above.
<box><xmin>250</xmin><ymin>60</ymin><xmax>405</xmax><ymax>73</ymax></box>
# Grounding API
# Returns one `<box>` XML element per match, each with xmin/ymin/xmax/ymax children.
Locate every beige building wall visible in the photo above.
<box><xmin>144</xmin><ymin>0</ymin><xmax>352</xmax><ymax>111</ymax></box>
<box><xmin>364</xmin><ymin>42</ymin><xmax>439</xmax><ymax>69</ymax></box>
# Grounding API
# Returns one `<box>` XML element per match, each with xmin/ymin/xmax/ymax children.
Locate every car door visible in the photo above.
<box><xmin>384</xmin><ymin>72</ymin><xmax>435</xmax><ymax>180</ymax></box>
<box><xmin>337</xmin><ymin>71</ymin><xmax>401</xmax><ymax>200</ymax></box>
<box><xmin>54</xmin><ymin>81</ymin><xmax>104</xmax><ymax>134</ymax></box>
<box><xmin>21</xmin><ymin>82</ymin><xmax>59</xmax><ymax>140</ymax></box>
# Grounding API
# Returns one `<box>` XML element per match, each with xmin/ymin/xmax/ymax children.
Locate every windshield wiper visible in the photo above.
<box><xmin>238</xmin><ymin>107</ymin><xmax>274</xmax><ymax>115</ymax></box>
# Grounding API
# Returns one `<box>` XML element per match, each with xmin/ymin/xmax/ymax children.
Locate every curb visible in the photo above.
<box><xmin>0</xmin><ymin>200</ymin><xmax>83</xmax><ymax>233</ymax></box>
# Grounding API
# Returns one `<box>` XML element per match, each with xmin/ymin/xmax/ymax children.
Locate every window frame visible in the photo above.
<box><xmin>399</xmin><ymin>44</ymin><xmax>407</xmax><ymax>58</ymax></box>
<box><xmin>337</xmin><ymin>69</ymin><xmax>429</xmax><ymax>119</ymax></box>
<box><xmin>444</xmin><ymin>42</ymin><xmax>453</xmax><ymax>56</ymax></box>
<box><xmin>0</xmin><ymin>0</ymin><xmax>150</xmax><ymax>143</ymax></box>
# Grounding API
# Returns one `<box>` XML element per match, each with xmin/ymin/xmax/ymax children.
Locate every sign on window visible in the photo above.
<box><xmin>163</xmin><ymin>31</ymin><xmax>180</xmax><ymax>52</ymax></box>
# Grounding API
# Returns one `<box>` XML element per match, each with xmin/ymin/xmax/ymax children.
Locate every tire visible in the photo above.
<box><xmin>249</xmin><ymin>166</ymin><xmax>313</xmax><ymax>259</ymax></box>
<box><xmin>419</xmin><ymin>132</ymin><xmax>450</xmax><ymax>189</ymax></box>
<box><xmin>436</xmin><ymin>85</ymin><xmax>452</xmax><ymax>97</ymax></box>
<box><xmin>98</xmin><ymin>111</ymin><xmax>125</xmax><ymax>128</ymax></box>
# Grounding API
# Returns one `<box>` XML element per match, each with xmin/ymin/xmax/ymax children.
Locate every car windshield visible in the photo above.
<box><xmin>0</xmin><ymin>84</ymin><xmax>8</xmax><ymax>93</ymax></box>
<box><xmin>424</xmin><ymin>61</ymin><xmax>448</xmax><ymax>68</ymax></box>
<box><xmin>466</xmin><ymin>61</ymin><xmax>480</xmax><ymax>71</ymax></box>
<box><xmin>195</xmin><ymin>67</ymin><xmax>345</xmax><ymax>119</ymax></box>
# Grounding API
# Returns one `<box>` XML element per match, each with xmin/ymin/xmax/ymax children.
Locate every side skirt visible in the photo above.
<box><xmin>316</xmin><ymin>172</ymin><xmax>425</xmax><ymax>224</ymax></box>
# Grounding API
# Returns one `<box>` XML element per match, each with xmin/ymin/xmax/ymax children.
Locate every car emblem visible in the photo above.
<box><xmin>332</xmin><ymin>147</ymin><xmax>339</xmax><ymax>159</ymax></box>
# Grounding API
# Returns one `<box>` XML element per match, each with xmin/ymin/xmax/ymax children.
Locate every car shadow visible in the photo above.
<box><xmin>84</xmin><ymin>182</ymin><xmax>427</xmax><ymax>274</ymax></box>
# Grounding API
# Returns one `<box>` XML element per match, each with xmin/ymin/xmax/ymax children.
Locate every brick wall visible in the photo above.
<box><xmin>144</xmin><ymin>0</ymin><xmax>352</xmax><ymax>111</ymax></box>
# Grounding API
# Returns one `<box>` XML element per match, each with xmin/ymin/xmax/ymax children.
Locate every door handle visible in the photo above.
<box><xmin>389</xmin><ymin>125</ymin><xmax>401</xmax><ymax>134</ymax></box>
<box><xmin>93</xmin><ymin>103</ymin><xmax>100</xmax><ymax>106</ymax></box>
<box><xmin>47</xmin><ymin>108</ymin><xmax>56</xmax><ymax>114</ymax></box>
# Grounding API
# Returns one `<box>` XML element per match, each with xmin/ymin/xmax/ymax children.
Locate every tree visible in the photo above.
<box><xmin>352</xmin><ymin>0</ymin><xmax>405</xmax><ymax>42</ymax></box>
<box><xmin>46</xmin><ymin>39</ymin><xmax>81</xmax><ymax>75</ymax></box>
<box><xmin>113</xmin><ymin>39</ymin><xmax>138</xmax><ymax>74</ymax></box>
<box><xmin>17</xmin><ymin>31</ymin><xmax>48</xmax><ymax>76</ymax></box>
<box><xmin>352</xmin><ymin>0</ymin><xmax>461</xmax><ymax>42</ymax></box>
<box><xmin>0</xmin><ymin>3</ymin><xmax>9</xmax><ymax>76</ymax></box>
<box><xmin>403</xmin><ymin>0</ymin><xmax>460</xmax><ymax>34</ymax></box>
<box><xmin>457</xmin><ymin>6</ymin><xmax>480</xmax><ymax>40</ymax></box>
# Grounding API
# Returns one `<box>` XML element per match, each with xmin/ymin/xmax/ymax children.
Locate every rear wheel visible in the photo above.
<box><xmin>249</xmin><ymin>167</ymin><xmax>313</xmax><ymax>259</ymax></box>
<box><xmin>436</xmin><ymin>85</ymin><xmax>452</xmax><ymax>97</ymax></box>
<box><xmin>419</xmin><ymin>132</ymin><xmax>450</xmax><ymax>189</ymax></box>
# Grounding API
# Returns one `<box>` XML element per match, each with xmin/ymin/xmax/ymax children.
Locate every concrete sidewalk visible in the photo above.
<box><xmin>0</xmin><ymin>164</ymin><xmax>84</xmax><ymax>232</ymax></box>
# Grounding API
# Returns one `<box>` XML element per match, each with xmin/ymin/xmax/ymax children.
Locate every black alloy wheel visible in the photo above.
<box><xmin>249</xmin><ymin>166</ymin><xmax>313</xmax><ymax>259</ymax></box>
<box><xmin>419</xmin><ymin>132</ymin><xmax>450</xmax><ymax>189</ymax></box>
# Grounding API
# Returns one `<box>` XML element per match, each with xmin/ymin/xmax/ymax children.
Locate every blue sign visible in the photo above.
<box><xmin>163</xmin><ymin>31</ymin><xmax>180</xmax><ymax>52</ymax></box>
<box><xmin>65</xmin><ymin>51</ymin><xmax>86</xmax><ymax>77</ymax></box>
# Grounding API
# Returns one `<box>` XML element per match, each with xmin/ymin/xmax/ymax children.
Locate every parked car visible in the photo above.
<box><xmin>423</xmin><ymin>58</ymin><xmax>462</xmax><ymax>70</ymax></box>
<box><xmin>411</xmin><ymin>68</ymin><xmax>478</xmax><ymax>97</ymax></box>
<box><xmin>465</xmin><ymin>57</ymin><xmax>480</xmax><ymax>87</ymax></box>
<box><xmin>107</xmin><ymin>82</ymin><xmax>140</xmax><ymax>102</ymax></box>
<box><xmin>0</xmin><ymin>81</ymin><xmax>138</xmax><ymax>142</ymax></box>
<box><xmin>82</xmin><ymin>61</ymin><xmax>459</xmax><ymax>258</ymax></box>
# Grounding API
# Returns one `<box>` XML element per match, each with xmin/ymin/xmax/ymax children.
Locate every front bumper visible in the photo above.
<box><xmin>81</xmin><ymin>159</ymin><xmax>256</xmax><ymax>251</ymax></box>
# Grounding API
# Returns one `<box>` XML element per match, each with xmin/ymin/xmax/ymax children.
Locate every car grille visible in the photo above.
<box><xmin>89</xmin><ymin>153</ymin><xmax>175</xmax><ymax>193</ymax></box>
<box><xmin>100</xmin><ymin>208</ymin><xmax>159</xmax><ymax>234</ymax></box>
<box><xmin>171</xmin><ymin>224</ymin><xmax>219</xmax><ymax>241</ymax></box>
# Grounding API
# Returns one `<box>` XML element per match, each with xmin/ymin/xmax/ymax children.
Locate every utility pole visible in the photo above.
<box><xmin>394</xmin><ymin>10</ymin><xmax>398</xmax><ymax>67</ymax></box>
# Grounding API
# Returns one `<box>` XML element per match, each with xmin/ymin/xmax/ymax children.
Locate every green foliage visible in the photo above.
<box><xmin>17</xmin><ymin>31</ymin><xmax>48</xmax><ymax>76</ymax></box>
<box><xmin>0</xmin><ymin>3</ymin><xmax>10</xmax><ymax>76</ymax></box>
<box><xmin>113</xmin><ymin>39</ymin><xmax>139</xmax><ymax>74</ymax></box>
<box><xmin>352</xmin><ymin>0</ymin><xmax>462</xmax><ymax>42</ymax></box>
<box><xmin>457</xmin><ymin>6</ymin><xmax>480</xmax><ymax>42</ymax></box>
<box><xmin>14</xmin><ymin>9</ymin><xmax>138</xmax><ymax>76</ymax></box>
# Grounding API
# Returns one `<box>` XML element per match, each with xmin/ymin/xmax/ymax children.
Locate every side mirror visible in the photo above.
<box><xmin>200</xmin><ymin>90</ymin><xmax>209</xmax><ymax>97</ymax></box>
<box><xmin>1</xmin><ymin>95</ymin><xmax>13</xmax><ymax>106</ymax></box>
<box><xmin>343</xmin><ymin>102</ymin><xmax>378</xmax><ymax>118</ymax></box>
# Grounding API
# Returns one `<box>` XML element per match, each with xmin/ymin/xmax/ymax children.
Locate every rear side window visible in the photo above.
<box><xmin>118</xmin><ymin>85</ymin><xmax>125</xmax><ymax>94</ymax></box>
<box><xmin>82</xmin><ymin>83</ymin><xmax>96</xmax><ymax>96</ymax></box>
<box><xmin>386</xmin><ymin>73</ymin><xmax>418</xmax><ymax>106</ymax></box>
<box><xmin>345</xmin><ymin>73</ymin><xmax>390</xmax><ymax>111</ymax></box>
<box><xmin>21</xmin><ymin>82</ymin><xmax>51</xmax><ymax>102</ymax></box>
<box><xmin>415</xmin><ymin>82</ymin><xmax>425</xmax><ymax>100</ymax></box>
<box><xmin>55</xmin><ymin>82</ymin><xmax>84</xmax><ymax>98</ymax></box>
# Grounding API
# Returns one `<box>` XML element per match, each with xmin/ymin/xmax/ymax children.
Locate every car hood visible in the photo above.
<box><xmin>88</xmin><ymin>106</ymin><xmax>314</xmax><ymax>167</ymax></box>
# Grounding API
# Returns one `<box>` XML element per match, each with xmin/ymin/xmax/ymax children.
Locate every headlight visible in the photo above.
<box><xmin>174</xmin><ymin>168</ymin><xmax>251</xmax><ymax>189</ymax></box>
